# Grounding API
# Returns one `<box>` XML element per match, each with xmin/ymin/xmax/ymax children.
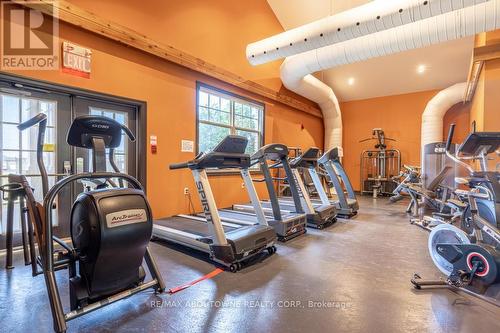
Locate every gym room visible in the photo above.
<box><xmin>0</xmin><ymin>0</ymin><xmax>499</xmax><ymax>332</ymax></box>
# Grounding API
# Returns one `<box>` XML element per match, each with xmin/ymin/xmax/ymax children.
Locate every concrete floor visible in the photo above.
<box><xmin>1</xmin><ymin>196</ymin><xmax>499</xmax><ymax>333</ymax></box>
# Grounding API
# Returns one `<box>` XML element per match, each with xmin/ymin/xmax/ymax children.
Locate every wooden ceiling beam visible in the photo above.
<box><xmin>473</xmin><ymin>43</ymin><xmax>500</xmax><ymax>62</ymax></box>
<box><xmin>17</xmin><ymin>0</ymin><xmax>323</xmax><ymax>118</ymax></box>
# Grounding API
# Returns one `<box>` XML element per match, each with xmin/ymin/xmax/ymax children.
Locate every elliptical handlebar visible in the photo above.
<box><xmin>445</xmin><ymin>124</ymin><xmax>455</xmax><ymax>151</ymax></box>
<box><xmin>17</xmin><ymin>113</ymin><xmax>49</xmax><ymax>197</ymax></box>
<box><xmin>17</xmin><ymin>113</ymin><xmax>47</xmax><ymax>131</ymax></box>
<box><xmin>120</xmin><ymin>123</ymin><xmax>135</xmax><ymax>142</ymax></box>
<box><xmin>108</xmin><ymin>123</ymin><xmax>135</xmax><ymax>186</ymax></box>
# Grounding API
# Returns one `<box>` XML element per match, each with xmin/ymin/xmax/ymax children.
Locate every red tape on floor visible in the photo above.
<box><xmin>168</xmin><ymin>268</ymin><xmax>224</xmax><ymax>294</ymax></box>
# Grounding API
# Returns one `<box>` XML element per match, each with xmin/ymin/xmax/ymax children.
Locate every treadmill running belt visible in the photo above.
<box><xmin>218</xmin><ymin>210</ymin><xmax>260</xmax><ymax>222</ymax></box>
<box><xmin>155</xmin><ymin>216</ymin><xmax>235</xmax><ymax>238</ymax></box>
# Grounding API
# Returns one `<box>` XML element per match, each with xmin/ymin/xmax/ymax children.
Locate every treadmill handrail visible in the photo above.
<box><xmin>170</xmin><ymin>162</ymin><xmax>190</xmax><ymax>170</ymax></box>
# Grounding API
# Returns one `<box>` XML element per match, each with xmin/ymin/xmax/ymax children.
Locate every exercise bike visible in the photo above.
<box><xmin>4</xmin><ymin>113</ymin><xmax>165</xmax><ymax>332</ymax></box>
<box><xmin>412</xmin><ymin>125</ymin><xmax>500</xmax><ymax>303</ymax></box>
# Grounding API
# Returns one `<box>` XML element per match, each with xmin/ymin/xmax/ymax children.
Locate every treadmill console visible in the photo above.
<box><xmin>289</xmin><ymin>147</ymin><xmax>320</xmax><ymax>168</ymax></box>
<box><xmin>212</xmin><ymin>135</ymin><xmax>247</xmax><ymax>154</ymax></box>
<box><xmin>251</xmin><ymin>143</ymin><xmax>289</xmax><ymax>161</ymax></box>
<box><xmin>318</xmin><ymin>147</ymin><xmax>342</xmax><ymax>164</ymax></box>
<box><xmin>459</xmin><ymin>132</ymin><xmax>500</xmax><ymax>156</ymax></box>
<box><xmin>178</xmin><ymin>135</ymin><xmax>251</xmax><ymax>170</ymax></box>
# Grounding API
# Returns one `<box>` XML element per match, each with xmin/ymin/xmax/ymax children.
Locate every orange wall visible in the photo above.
<box><xmin>2</xmin><ymin>2</ymin><xmax>323</xmax><ymax>218</ymax></box>
<box><xmin>67</xmin><ymin>0</ymin><xmax>284</xmax><ymax>93</ymax></box>
<box><xmin>341</xmin><ymin>90</ymin><xmax>470</xmax><ymax>191</ymax></box>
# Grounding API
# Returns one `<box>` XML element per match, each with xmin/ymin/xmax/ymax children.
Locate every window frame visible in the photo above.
<box><xmin>195</xmin><ymin>82</ymin><xmax>265</xmax><ymax>174</ymax></box>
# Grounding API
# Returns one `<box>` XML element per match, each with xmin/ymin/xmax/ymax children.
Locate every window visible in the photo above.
<box><xmin>197</xmin><ymin>84</ymin><xmax>264</xmax><ymax>156</ymax></box>
<box><xmin>1</xmin><ymin>94</ymin><xmax>57</xmax><ymax>233</ymax></box>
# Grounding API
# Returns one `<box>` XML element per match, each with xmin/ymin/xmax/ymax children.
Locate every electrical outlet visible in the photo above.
<box><xmin>241</xmin><ymin>182</ymin><xmax>245</xmax><ymax>188</ymax></box>
<box><xmin>183</xmin><ymin>187</ymin><xmax>189</xmax><ymax>195</ymax></box>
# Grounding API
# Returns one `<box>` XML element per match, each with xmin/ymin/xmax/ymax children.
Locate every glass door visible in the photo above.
<box><xmin>0</xmin><ymin>81</ymin><xmax>141</xmax><ymax>251</ymax></box>
<box><xmin>0</xmin><ymin>86</ymin><xmax>72</xmax><ymax>248</ymax></box>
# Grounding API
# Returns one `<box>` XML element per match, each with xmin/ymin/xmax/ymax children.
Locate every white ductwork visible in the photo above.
<box><xmin>280</xmin><ymin>68</ymin><xmax>343</xmax><ymax>149</ymax></box>
<box><xmin>274</xmin><ymin>0</ymin><xmax>500</xmax><ymax>150</ymax></box>
<box><xmin>421</xmin><ymin>82</ymin><xmax>467</xmax><ymax>147</ymax></box>
<box><xmin>248</xmin><ymin>0</ymin><xmax>489</xmax><ymax>66</ymax></box>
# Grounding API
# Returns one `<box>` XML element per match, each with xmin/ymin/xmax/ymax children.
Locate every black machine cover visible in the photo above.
<box><xmin>71</xmin><ymin>188</ymin><xmax>152</xmax><ymax>298</ymax></box>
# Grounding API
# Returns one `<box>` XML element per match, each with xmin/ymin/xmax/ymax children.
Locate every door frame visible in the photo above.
<box><xmin>0</xmin><ymin>72</ymin><xmax>148</xmax><ymax>189</ymax></box>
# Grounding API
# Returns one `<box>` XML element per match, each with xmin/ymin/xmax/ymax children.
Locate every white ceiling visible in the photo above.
<box><xmin>267</xmin><ymin>0</ymin><xmax>474</xmax><ymax>101</ymax></box>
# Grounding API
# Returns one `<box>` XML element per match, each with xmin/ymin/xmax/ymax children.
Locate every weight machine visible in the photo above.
<box><xmin>360</xmin><ymin>128</ymin><xmax>401</xmax><ymax>197</ymax></box>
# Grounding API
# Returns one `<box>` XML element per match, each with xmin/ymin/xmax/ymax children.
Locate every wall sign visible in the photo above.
<box><xmin>150</xmin><ymin>135</ymin><xmax>157</xmax><ymax>154</ymax></box>
<box><xmin>62</xmin><ymin>41</ymin><xmax>91</xmax><ymax>78</ymax></box>
<box><xmin>181</xmin><ymin>140</ymin><xmax>194</xmax><ymax>152</ymax></box>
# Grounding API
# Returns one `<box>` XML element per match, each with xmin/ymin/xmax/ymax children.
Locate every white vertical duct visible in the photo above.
<box><xmin>273</xmin><ymin>0</ymin><xmax>500</xmax><ymax>150</ymax></box>
<box><xmin>421</xmin><ymin>82</ymin><xmax>467</xmax><ymax>147</ymax></box>
<box><xmin>248</xmin><ymin>0</ymin><xmax>490</xmax><ymax>65</ymax></box>
<box><xmin>280</xmin><ymin>63</ymin><xmax>343</xmax><ymax>149</ymax></box>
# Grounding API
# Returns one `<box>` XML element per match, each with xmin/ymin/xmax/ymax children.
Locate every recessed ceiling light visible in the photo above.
<box><xmin>347</xmin><ymin>77</ymin><xmax>355</xmax><ymax>85</ymax></box>
<box><xmin>417</xmin><ymin>64</ymin><xmax>426</xmax><ymax>74</ymax></box>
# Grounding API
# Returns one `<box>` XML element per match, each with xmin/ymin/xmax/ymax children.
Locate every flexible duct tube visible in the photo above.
<box><xmin>420</xmin><ymin>83</ymin><xmax>467</xmax><ymax>187</ymax></box>
<box><xmin>278</xmin><ymin>0</ymin><xmax>500</xmax><ymax>150</ymax></box>
<box><xmin>248</xmin><ymin>0</ymin><xmax>489</xmax><ymax>66</ymax></box>
<box><xmin>280</xmin><ymin>71</ymin><xmax>343</xmax><ymax>149</ymax></box>
<box><xmin>421</xmin><ymin>82</ymin><xmax>467</xmax><ymax>147</ymax></box>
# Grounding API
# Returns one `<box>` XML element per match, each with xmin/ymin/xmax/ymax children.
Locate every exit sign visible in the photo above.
<box><xmin>62</xmin><ymin>41</ymin><xmax>92</xmax><ymax>78</ymax></box>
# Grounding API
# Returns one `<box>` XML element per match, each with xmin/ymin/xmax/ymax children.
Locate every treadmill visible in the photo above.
<box><xmin>311</xmin><ymin>147</ymin><xmax>359</xmax><ymax>218</ymax></box>
<box><xmin>233</xmin><ymin>143</ymin><xmax>335</xmax><ymax>229</ymax></box>
<box><xmin>276</xmin><ymin>147</ymin><xmax>338</xmax><ymax>228</ymax></box>
<box><xmin>222</xmin><ymin>144</ymin><xmax>308</xmax><ymax>241</ymax></box>
<box><xmin>152</xmin><ymin>135</ymin><xmax>277</xmax><ymax>272</ymax></box>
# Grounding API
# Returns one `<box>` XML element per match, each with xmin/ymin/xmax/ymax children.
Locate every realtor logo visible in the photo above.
<box><xmin>1</xmin><ymin>1</ymin><xmax>59</xmax><ymax>70</ymax></box>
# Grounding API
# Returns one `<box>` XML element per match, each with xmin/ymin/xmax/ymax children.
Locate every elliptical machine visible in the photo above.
<box><xmin>11</xmin><ymin>113</ymin><xmax>165</xmax><ymax>332</ymax></box>
<box><xmin>412</xmin><ymin>125</ymin><xmax>500</xmax><ymax>303</ymax></box>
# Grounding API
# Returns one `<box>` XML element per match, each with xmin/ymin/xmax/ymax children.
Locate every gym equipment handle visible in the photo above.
<box><xmin>17</xmin><ymin>113</ymin><xmax>49</xmax><ymax>197</ymax></box>
<box><xmin>120</xmin><ymin>123</ymin><xmax>135</xmax><ymax>142</ymax></box>
<box><xmin>445</xmin><ymin>124</ymin><xmax>455</xmax><ymax>151</ymax></box>
<box><xmin>169</xmin><ymin>162</ymin><xmax>189</xmax><ymax>170</ymax></box>
<box><xmin>17</xmin><ymin>113</ymin><xmax>47</xmax><ymax>130</ymax></box>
